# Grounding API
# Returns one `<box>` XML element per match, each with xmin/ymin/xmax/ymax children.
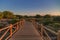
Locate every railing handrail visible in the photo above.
<box><xmin>0</xmin><ymin>19</ymin><xmax>25</xmax><ymax>40</ymax></box>
<box><xmin>44</xmin><ymin>26</ymin><xmax>57</xmax><ymax>35</ymax></box>
<box><xmin>36</xmin><ymin>22</ymin><xmax>57</xmax><ymax>35</ymax></box>
<box><xmin>31</xmin><ymin>20</ymin><xmax>58</xmax><ymax>40</ymax></box>
<box><xmin>0</xmin><ymin>27</ymin><xmax>9</xmax><ymax>32</ymax></box>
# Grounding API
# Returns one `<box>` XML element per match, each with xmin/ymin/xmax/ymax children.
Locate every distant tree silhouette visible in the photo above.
<box><xmin>0</xmin><ymin>12</ymin><xmax>3</xmax><ymax>19</ymax></box>
<box><xmin>53</xmin><ymin>16</ymin><xmax>60</xmax><ymax>22</ymax></box>
<box><xmin>3</xmin><ymin>11</ymin><xmax>14</xmax><ymax>19</ymax></box>
<box><xmin>44</xmin><ymin>14</ymin><xmax>51</xmax><ymax>18</ymax></box>
<box><xmin>15</xmin><ymin>15</ymin><xmax>23</xmax><ymax>19</ymax></box>
<box><xmin>34</xmin><ymin>14</ymin><xmax>42</xmax><ymax>18</ymax></box>
<box><xmin>24</xmin><ymin>15</ymin><xmax>29</xmax><ymax>18</ymax></box>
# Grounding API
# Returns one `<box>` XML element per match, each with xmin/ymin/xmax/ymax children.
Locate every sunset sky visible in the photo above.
<box><xmin>0</xmin><ymin>0</ymin><xmax>60</xmax><ymax>16</ymax></box>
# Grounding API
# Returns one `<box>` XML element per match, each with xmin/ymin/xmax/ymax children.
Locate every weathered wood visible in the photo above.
<box><xmin>40</xmin><ymin>24</ymin><xmax>44</xmax><ymax>36</ymax></box>
<box><xmin>57</xmin><ymin>30</ymin><xmax>60</xmax><ymax>40</ymax></box>
<box><xmin>9</xmin><ymin>24</ymin><xmax>13</xmax><ymax>37</ymax></box>
<box><xmin>0</xmin><ymin>19</ymin><xmax>58</xmax><ymax>40</ymax></box>
<box><xmin>0</xmin><ymin>27</ymin><xmax>9</xmax><ymax>32</ymax></box>
<box><xmin>0</xmin><ymin>29</ymin><xmax>9</xmax><ymax>40</ymax></box>
<box><xmin>44</xmin><ymin>26</ymin><xmax>57</xmax><ymax>35</ymax></box>
<box><xmin>37</xmin><ymin>22</ymin><xmax>57</xmax><ymax>35</ymax></box>
<box><xmin>9</xmin><ymin>22</ymin><xmax>41</xmax><ymax>40</ymax></box>
<box><xmin>44</xmin><ymin>29</ymin><xmax>51</xmax><ymax>40</ymax></box>
<box><xmin>0</xmin><ymin>20</ymin><xmax>21</xmax><ymax>40</ymax></box>
<box><xmin>33</xmin><ymin>21</ymin><xmax>58</xmax><ymax>40</ymax></box>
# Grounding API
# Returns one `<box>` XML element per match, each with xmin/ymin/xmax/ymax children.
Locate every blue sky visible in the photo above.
<box><xmin>0</xmin><ymin>0</ymin><xmax>60</xmax><ymax>16</ymax></box>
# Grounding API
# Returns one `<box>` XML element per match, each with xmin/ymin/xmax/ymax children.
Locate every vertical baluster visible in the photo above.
<box><xmin>9</xmin><ymin>24</ymin><xmax>13</xmax><ymax>37</ymax></box>
<box><xmin>41</xmin><ymin>24</ymin><xmax>44</xmax><ymax>36</ymax></box>
<box><xmin>16</xmin><ymin>23</ymin><xmax>19</xmax><ymax>30</ymax></box>
<box><xmin>57</xmin><ymin>30</ymin><xmax>60</xmax><ymax>40</ymax></box>
<box><xmin>20</xmin><ymin>20</ymin><xmax>23</xmax><ymax>30</ymax></box>
<box><xmin>20</xmin><ymin>21</ymin><xmax>21</xmax><ymax>27</ymax></box>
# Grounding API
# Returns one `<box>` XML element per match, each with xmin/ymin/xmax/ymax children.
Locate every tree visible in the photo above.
<box><xmin>44</xmin><ymin>14</ymin><xmax>51</xmax><ymax>18</ymax></box>
<box><xmin>15</xmin><ymin>15</ymin><xmax>23</xmax><ymax>19</ymax></box>
<box><xmin>34</xmin><ymin>14</ymin><xmax>42</xmax><ymax>18</ymax></box>
<box><xmin>53</xmin><ymin>16</ymin><xmax>60</xmax><ymax>22</ymax></box>
<box><xmin>24</xmin><ymin>15</ymin><xmax>29</xmax><ymax>18</ymax></box>
<box><xmin>0</xmin><ymin>12</ymin><xmax>3</xmax><ymax>19</ymax></box>
<box><xmin>3</xmin><ymin>11</ymin><xmax>14</xmax><ymax>19</ymax></box>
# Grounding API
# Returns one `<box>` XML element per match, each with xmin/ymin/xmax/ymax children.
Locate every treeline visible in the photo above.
<box><xmin>0</xmin><ymin>11</ymin><xmax>60</xmax><ymax>22</ymax></box>
<box><xmin>18</xmin><ymin>14</ymin><xmax>60</xmax><ymax>31</ymax></box>
<box><xmin>0</xmin><ymin>11</ymin><xmax>60</xmax><ymax>30</ymax></box>
<box><xmin>16</xmin><ymin>14</ymin><xmax>60</xmax><ymax>22</ymax></box>
<box><xmin>0</xmin><ymin>11</ymin><xmax>16</xmax><ymax>19</ymax></box>
<box><xmin>0</xmin><ymin>11</ymin><xmax>60</xmax><ymax>21</ymax></box>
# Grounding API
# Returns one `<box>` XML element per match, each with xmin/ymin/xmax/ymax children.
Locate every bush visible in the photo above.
<box><xmin>43</xmin><ymin>20</ymin><xmax>53</xmax><ymax>25</ymax></box>
<box><xmin>52</xmin><ymin>23</ymin><xmax>60</xmax><ymax>30</ymax></box>
<box><xmin>8</xmin><ymin>19</ymin><xmax>18</xmax><ymax>24</ymax></box>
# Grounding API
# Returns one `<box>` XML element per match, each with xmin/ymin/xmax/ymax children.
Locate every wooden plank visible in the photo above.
<box><xmin>9</xmin><ymin>21</ymin><xmax>42</xmax><ymax>40</ymax></box>
<box><xmin>57</xmin><ymin>30</ymin><xmax>60</xmax><ymax>40</ymax></box>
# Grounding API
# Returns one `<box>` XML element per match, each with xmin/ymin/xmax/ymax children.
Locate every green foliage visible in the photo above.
<box><xmin>24</xmin><ymin>15</ymin><xmax>29</xmax><ymax>18</ymax></box>
<box><xmin>0</xmin><ymin>11</ymin><xmax>18</xmax><ymax>19</ymax></box>
<box><xmin>34</xmin><ymin>14</ymin><xmax>42</xmax><ymax>18</ymax></box>
<box><xmin>3</xmin><ymin>11</ymin><xmax>14</xmax><ymax>19</ymax></box>
<box><xmin>48</xmin><ymin>23</ymin><xmax>60</xmax><ymax>31</ymax></box>
<box><xmin>0</xmin><ymin>23</ymin><xmax>3</xmax><ymax>28</ymax></box>
<box><xmin>0</xmin><ymin>13</ymin><xmax>3</xmax><ymax>19</ymax></box>
<box><xmin>53</xmin><ymin>16</ymin><xmax>60</xmax><ymax>22</ymax></box>
<box><xmin>44</xmin><ymin>14</ymin><xmax>51</xmax><ymax>18</ymax></box>
<box><xmin>8</xmin><ymin>19</ymin><xmax>18</xmax><ymax>24</ymax></box>
<box><xmin>33</xmin><ymin>14</ymin><xmax>60</xmax><ymax>31</ymax></box>
<box><xmin>43</xmin><ymin>20</ymin><xmax>53</xmax><ymax>25</ymax></box>
<box><xmin>15</xmin><ymin>15</ymin><xmax>23</xmax><ymax>19</ymax></box>
<box><xmin>0</xmin><ymin>11</ymin><xmax>60</xmax><ymax>31</ymax></box>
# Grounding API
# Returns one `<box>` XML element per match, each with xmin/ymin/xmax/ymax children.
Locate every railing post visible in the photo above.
<box><xmin>20</xmin><ymin>20</ymin><xmax>23</xmax><ymax>29</ymax></box>
<box><xmin>9</xmin><ymin>24</ymin><xmax>13</xmax><ymax>37</ymax></box>
<box><xmin>31</xmin><ymin>19</ymin><xmax>35</xmax><ymax>25</ymax></box>
<box><xmin>20</xmin><ymin>21</ymin><xmax>21</xmax><ymax>27</ymax></box>
<box><xmin>21</xmin><ymin>21</ymin><xmax>23</xmax><ymax>26</ymax></box>
<box><xmin>16</xmin><ymin>23</ymin><xmax>19</xmax><ymax>30</ymax></box>
<box><xmin>41</xmin><ymin>24</ymin><xmax>44</xmax><ymax>36</ymax></box>
<box><xmin>57</xmin><ymin>30</ymin><xmax>60</xmax><ymax>40</ymax></box>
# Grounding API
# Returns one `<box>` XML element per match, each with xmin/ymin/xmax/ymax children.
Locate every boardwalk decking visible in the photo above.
<box><xmin>9</xmin><ymin>21</ymin><xmax>42</xmax><ymax>40</ymax></box>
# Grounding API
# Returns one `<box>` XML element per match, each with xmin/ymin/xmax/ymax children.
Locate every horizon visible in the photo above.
<box><xmin>0</xmin><ymin>0</ymin><xmax>60</xmax><ymax>16</ymax></box>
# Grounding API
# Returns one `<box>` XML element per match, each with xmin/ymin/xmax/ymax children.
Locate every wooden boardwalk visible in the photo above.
<box><xmin>9</xmin><ymin>21</ymin><xmax>42</xmax><ymax>40</ymax></box>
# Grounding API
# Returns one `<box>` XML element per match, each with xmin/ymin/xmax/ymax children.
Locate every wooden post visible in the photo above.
<box><xmin>20</xmin><ymin>20</ymin><xmax>23</xmax><ymax>29</ymax></box>
<box><xmin>9</xmin><ymin>24</ymin><xmax>13</xmax><ymax>37</ymax></box>
<box><xmin>32</xmin><ymin>19</ymin><xmax>35</xmax><ymax>25</ymax></box>
<box><xmin>16</xmin><ymin>23</ymin><xmax>19</xmax><ymax>30</ymax></box>
<box><xmin>57</xmin><ymin>30</ymin><xmax>60</xmax><ymax>40</ymax></box>
<box><xmin>34</xmin><ymin>20</ymin><xmax>37</xmax><ymax>28</ymax></box>
<box><xmin>20</xmin><ymin>21</ymin><xmax>21</xmax><ymax>27</ymax></box>
<box><xmin>41</xmin><ymin>24</ymin><xmax>44</xmax><ymax>36</ymax></box>
<box><xmin>22</xmin><ymin>19</ymin><xmax>24</xmax><ymax>26</ymax></box>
